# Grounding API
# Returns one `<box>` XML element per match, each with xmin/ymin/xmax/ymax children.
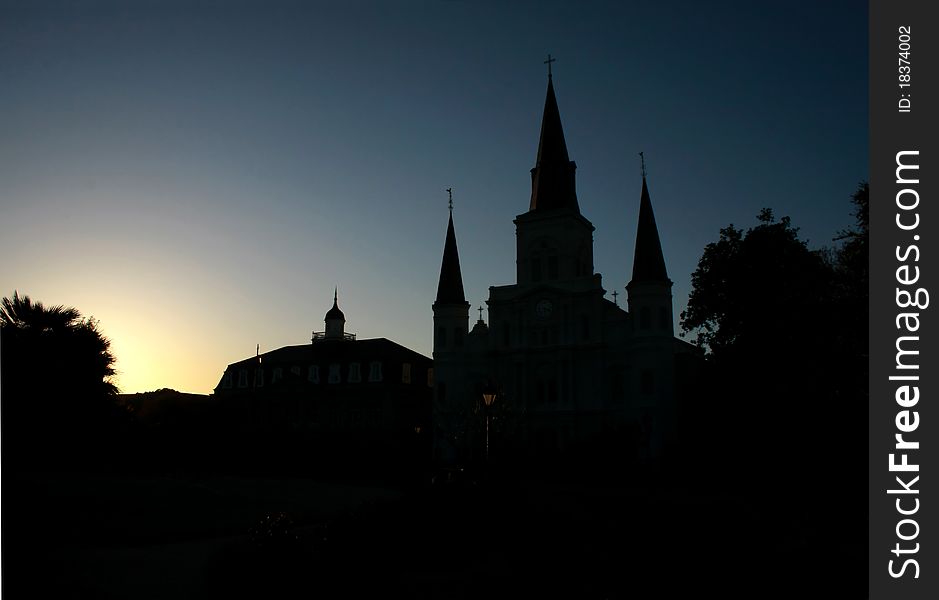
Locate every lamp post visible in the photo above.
<box><xmin>482</xmin><ymin>383</ymin><xmax>497</xmax><ymax>462</ymax></box>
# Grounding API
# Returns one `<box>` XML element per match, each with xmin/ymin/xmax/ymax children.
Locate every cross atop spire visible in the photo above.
<box><xmin>544</xmin><ymin>53</ymin><xmax>556</xmax><ymax>78</ymax></box>
<box><xmin>612</xmin><ymin>290</ymin><xmax>619</xmax><ymax>306</ymax></box>
<box><xmin>447</xmin><ymin>187</ymin><xmax>453</xmax><ymax>213</ymax></box>
<box><xmin>639</xmin><ymin>151</ymin><xmax>646</xmax><ymax>178</ymax></box>
<box><xmin>478</xmin><ymin>305</ymin><xmax>484</xmax><ymax>321</ymax></box>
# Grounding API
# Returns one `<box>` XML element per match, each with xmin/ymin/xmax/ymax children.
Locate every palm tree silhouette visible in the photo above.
<box><xmin>2</xmin><ymin>291</ymin><xmax>122</xmax><ymax>465</ymax></box>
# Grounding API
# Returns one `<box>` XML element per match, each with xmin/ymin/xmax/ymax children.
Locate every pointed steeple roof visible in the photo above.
<box><xmin>630</xmin><ymin>176</ymin><xmax>669</xmax><ymax>283</ymax></box>
<box><xmin>529</xmin><ymin>75</ymin><xmax>579</xmax><ymax>212</ymax></box>
<box><xmin>325</xmin><ymin>287</ymin><xmax>345</xmax><ymax>321</ymax></box>
<box><xmin>435</xmin><ymin>212</ymin><xmax>466</xmax><ymax>304</ymax></box>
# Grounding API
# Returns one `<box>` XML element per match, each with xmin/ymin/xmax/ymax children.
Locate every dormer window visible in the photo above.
<box><xmin>328</xmin><ymin>363</ymin><xmax>341</xmax><ymax>384</ymax></box>
<box><xmin>272</xmin><ymin>368</ymin><xmax>283</xmax><ymax>383</ymax></box>
<box><xmin>349</xmin><ymin>362</ymin><xmax>362</xmax><ymax>383</ymax></box>
<box><xmin>368</xmin><ymin>361</ymin><xmax>383</xmax><ymax>382</ymax></box>
<box><xmin>290</xmin><ymin>366</ymin><xmax>301</xmax><ymax>376</ymax></box>
<box><xmin>255</xmin><ymin>368</ymin><xmax>264</xmax><ymax>387</ymax></box>
<box><xmin>238</xmin><ymin>369</ymin><xmax>248</xmax><ymax>388</ymax></box>
<box><xmin>222</xmin><ymin>371</ymin><xmax>233</xmax><ymax>389</ymax></box>
<box><xmin>308</xmin><ymin>365</ymin><xmax>320</xmax><ymax>383</ymax></box>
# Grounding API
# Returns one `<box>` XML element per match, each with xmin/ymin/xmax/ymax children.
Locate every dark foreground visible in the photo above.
<box><xmin>3</xmin><ymin>467</ymin><xmax>864</xmax><ymax>599</ymax></box>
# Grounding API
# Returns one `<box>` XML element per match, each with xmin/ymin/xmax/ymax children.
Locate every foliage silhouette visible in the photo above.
<box><xmin>677</xmin><ymin>185</ymin><xmax>868</xmax><ymax>541</ymax></box>
<box><xmin>680</xmin><ymin>208</ymin><xmax>833</xmax><ymax>356</ymax></box>
<box><xmin>1</xmin><ymin>290</ymin><xmax>128</xmax><ymax>470</ymax></box>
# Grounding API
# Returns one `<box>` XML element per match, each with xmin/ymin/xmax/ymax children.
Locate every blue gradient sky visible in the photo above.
<box><xmin>0</xmin><ymin>1</ymin><xmax>867</xmax><ymax>393</ymax></box>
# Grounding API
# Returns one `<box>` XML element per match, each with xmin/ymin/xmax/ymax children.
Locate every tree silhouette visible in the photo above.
<box><xmin>831</xmin><ymin>182</ymin><xmax>869</xmax><ymax>379</ymax></box>
<box><xmin>677</xmin><ymin>188</ymin><xmax>867</xmax><ymax>537</ymax></box>
<box><xmin>680</xmin><ymin>208</ymin><xmax>833</xmax><ymax>357</ymax></box>
<box><xmin>1</xmin><ymin>291</ymin><xmax>125</xmax><ymax>469</ymax></box>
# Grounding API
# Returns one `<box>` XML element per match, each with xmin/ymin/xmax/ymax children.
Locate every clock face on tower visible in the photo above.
<box><xmin>535</xmin><ymin>299</ymin><xmax>554</xmax><ymax>319</ymax></box>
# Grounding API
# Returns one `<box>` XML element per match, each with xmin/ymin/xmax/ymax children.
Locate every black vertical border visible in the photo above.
<box><xmin>870</xmin><ymin>1</ymin><xmax>938</xmax><ymax>597</ymax></box>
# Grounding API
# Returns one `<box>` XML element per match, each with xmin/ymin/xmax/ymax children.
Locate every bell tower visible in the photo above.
<box><xmin>514</xmin><ymin>70</ymin><xmax>596</xmax><ymax>287</ymax></box>
<box><xmin>626</xmin><ymin>164</ymin><xmax>674</xmax><ymax>337</ymax></box>
<box><xmin>432</xmin><ymin>191</ymin><xmax>471</xmax><ymax>462</ymax></box>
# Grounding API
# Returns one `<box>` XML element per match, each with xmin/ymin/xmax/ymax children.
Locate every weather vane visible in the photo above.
<box><xmin>639</xmin><ymin>151</ymin><xmax>647</xmax><ymax>178</ymax></box>
<box><xmin>446</xmin><ymin>187</ymin><xmax>453</xmax><ymax>213</ymax></box>
<box><xmin>544</xmin><ymin>53</ymin><xmax>556</xmax><ymax>78</ymax></box>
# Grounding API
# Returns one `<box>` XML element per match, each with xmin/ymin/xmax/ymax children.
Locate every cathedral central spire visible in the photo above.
<box><xmin>529</xmin><ymin>70</ymin><xmax>579</xmax><ymax>213</ymax></box>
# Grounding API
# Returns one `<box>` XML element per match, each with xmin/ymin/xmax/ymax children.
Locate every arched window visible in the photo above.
<box><xmin>328</xmin><ymin>363</ymin><xmax>341</xmax><ymax>384</ymax></box>
<box><xmin>402</xmin><ymin>363</ymin><xmax>412</xmax><ymax>384</ymax></box>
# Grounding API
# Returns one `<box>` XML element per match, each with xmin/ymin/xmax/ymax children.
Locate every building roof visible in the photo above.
<box><xmin>630</xmin><ymin>176</ymin><xmax>669</xmax><ymax>283</ymax></box>
<box><xmin>325</xmin><ymin>288</ymin><xmax>345</xmax><ymax>321</ymax></box>
<box><xmin>225</xmin><ymin>337</ymin><xmax>431</xmax><ymax>371</ymax></box>
<box><xmin>435</xmin><ymin>212</ymin><xmax>467</xmax><ymax>304</ymax></box>
<box><xmin>529</xmin><ymin>75</ymin><xmax>579</xmax><ymax>213</ymax></box>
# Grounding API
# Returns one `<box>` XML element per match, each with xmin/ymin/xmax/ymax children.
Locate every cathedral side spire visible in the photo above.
<box><xmin>435</xmin><ymin>197</ymin><xmax>466</xmax><ymax>305</ymax></box>
<box><xmin>630</xmin><ymin>173</ymin><xmax>669</xmax><ymax>284</ymax></box>
<box><xmin>627</xmin><ymin>164</ymin><xmax>674</xmax><ymax>337</ymax></box>
<box><xmin>529</xmin><ymin>66</ymin><xmax>579</xmax><ymax>213</ymax></box>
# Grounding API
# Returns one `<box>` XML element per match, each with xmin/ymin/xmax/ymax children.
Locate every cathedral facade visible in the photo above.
<box><xmin>432</xmin><ymin>74</ymin><xmax>699</xmax><ymax>466</ymax></box>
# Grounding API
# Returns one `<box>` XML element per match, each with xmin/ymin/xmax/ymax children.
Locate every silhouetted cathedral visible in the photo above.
<box><xmin>433</xmin><ymin>74</ymin><xmax>699</xmax><ymax>465</ymax></box>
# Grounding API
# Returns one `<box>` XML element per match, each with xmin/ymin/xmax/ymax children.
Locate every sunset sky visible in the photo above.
<box><xmin>0</xmin><ymin>1</ymin><xmax>867</xmax><ymax>394</ymax></box>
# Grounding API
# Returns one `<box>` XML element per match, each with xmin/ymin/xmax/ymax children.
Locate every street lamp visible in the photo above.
<box><xmin>482</xmin><ymin>383</ymin><xmax>497</xmax><ymax>461</ymax></box>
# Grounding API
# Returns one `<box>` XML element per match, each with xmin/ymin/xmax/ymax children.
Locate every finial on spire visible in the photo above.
<box><xmin>478</xmin><ymin>305</ymin><xmax>484</xmax><ymax>321</ymax></box>
<box><xmin>544</xmin><ymin>53</ymin><xmax>556</xmax><ymax>78</ymax></box>
<box><xmin>612</xmin><ymin>290</ymin><xmax>619</xmax><ymax>307</ymax></box>
<box><xmin>639</xmin><ymin>151</ymin><xmax>646</xmax><ymax>178</ymax></box>
<box><xmin>446</xmin><ymin>187</ymin><xmax>453</xmax><ymax>213</ymax></box>
<box><xmin>334</xmin><ymin>286</ymin><xmax>338</xmax><ymax>304</ymax></box>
